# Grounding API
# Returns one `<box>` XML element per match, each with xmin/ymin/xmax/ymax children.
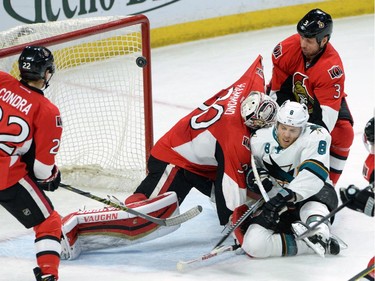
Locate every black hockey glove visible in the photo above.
<box><xmin>37</xmin><ymin>166</ymin><xmax>61</xmax><ymax>192</ymax></box>
<box><xmin>256</xmin><ymin>188</ymin><xmax>295</xmax><ymax>230</ymax></box>
<box><xmin>246</xmin><ymin>168</ymin><xmax>273</xmax><ymax>194</ymax></box>
<box><xmin>340</xmin><ymin>185</ymin><xmax>374</xmax><ymax>217</ymax></box>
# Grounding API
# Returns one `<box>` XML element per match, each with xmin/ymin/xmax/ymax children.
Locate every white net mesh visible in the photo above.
<box><xmin>0</xmin><ymin>16</ymin><xmax>152</xmax><ymax>192</ymax></box>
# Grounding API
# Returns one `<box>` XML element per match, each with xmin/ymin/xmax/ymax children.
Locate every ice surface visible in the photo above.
<box><xmin>0</xmin><ymin>14</ymin><xmax>373</xmax><ymax>281</ymax></box>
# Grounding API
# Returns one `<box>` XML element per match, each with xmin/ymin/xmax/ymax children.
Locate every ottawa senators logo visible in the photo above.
<box><xmin>242</xmin><ymin>135</ymin><xmax>250</xmax><ymax>151</ymax></box>
<box><xmin>328</xmin><ymin>65</ymin><xmax>343</xmax><ymax>79</ymax></box>
<box><xmin>317</xmin><ymin>20</ymin><xmax>325</xmax><ymax>29</ymax></box>
<box><xmin>272</xmin><ymin>43</ymin><xmax>282</xmax><ymax>59</ymax></box>
<box><xmin>56</xmin><ymin>116</ymin><xmax>63</xmax><ymax>127</ymax></box>
<box><xmin>292</xmin><ymin>72</ymin><xmax>314</xmax><ymax>113</ymax></box>
<box><xmin>256</xmin><ymin>67</ymin><xmax>264</xmax><ymax>79</ymax></box>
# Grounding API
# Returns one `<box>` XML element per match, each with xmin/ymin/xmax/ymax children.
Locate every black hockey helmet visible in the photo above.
<box><xmin>364</xmin><ymin>117</ymin><xmax>374</xmax><ymax>144</ymax></box>
<box><xmin>18</xmin><ymin>46</ymin><xmax>55</xmax><ymax>81</ymax></box>
<box><xmin>297</xmin><ymin>9</ymin><xmax>333</xmax><ymax>44</ymax></box>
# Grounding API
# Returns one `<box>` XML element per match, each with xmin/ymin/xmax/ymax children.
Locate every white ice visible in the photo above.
<box><xmin>0</xmin><ymin>14</ymin><xmax>374</xmax><ymax>281</ymax></box>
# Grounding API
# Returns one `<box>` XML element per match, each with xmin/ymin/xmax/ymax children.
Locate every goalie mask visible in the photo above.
<box><xmin>241</xmin><ymin>91</ymin><xmax>278</xmax><ymax>130</ymax></box>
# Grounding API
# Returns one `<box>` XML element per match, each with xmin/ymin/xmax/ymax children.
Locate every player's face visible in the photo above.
<box><xmin>299</xmin><ymin>36</ymin><xmax>322</xmax><ymax>60</ymax></box>
<box><xmin>276</xmin><ymin>123</ymin><xmax>302</xmax><ymax>149</ymax></box>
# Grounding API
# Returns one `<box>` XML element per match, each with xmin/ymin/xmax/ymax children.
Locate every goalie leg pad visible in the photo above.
<box><xmin>60</xmin><ymin>213</ymin><xmax>82</xmax><ymax>260</ymax></box>
<box><xmin>61</xmin><ymin>191</ymin><xmax>180</xmax><ymax>259</ymax></box>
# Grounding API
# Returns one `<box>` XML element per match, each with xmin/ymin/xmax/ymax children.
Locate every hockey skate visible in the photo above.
<box><xmin>33</xmin><ymin>267</ymin><xmax>56</xmax><ymax>281</ymax></box>
<box><xmin>292</xmin><ymin>221</ymin><xmax>340</xmax><ymax>257</ymax></box>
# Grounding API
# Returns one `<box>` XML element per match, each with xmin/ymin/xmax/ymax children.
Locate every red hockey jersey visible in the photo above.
<box><xmin>363</xmin><ymin>154</ymin><xmax>374</xmax><ymax>184</ymax></box>
<box><xmin>0</xmin><ymin>71</ymin><xmax>62</xmax><ymax>189</ymax></box>
<box><xmin>270</xmin><ymin>34</ymin><xmax>347</xmax><ymax>132</ymax></box>
<box><xmin>151</xmin><ymin>55</ymin><xmax>266</xmax><ymax>210</ymax></box>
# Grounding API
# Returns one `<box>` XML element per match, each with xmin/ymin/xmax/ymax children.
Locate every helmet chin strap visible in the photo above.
<box><xmin>42</xmin><ymin>73</ymin><xmax>54</xmax><ymax>90</ymax></box>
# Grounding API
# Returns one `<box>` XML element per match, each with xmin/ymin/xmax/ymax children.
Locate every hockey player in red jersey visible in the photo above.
<box><xmin>340</xmin><ymin>117</ymin><xmax>374</xmax><ymax>217</ymax></box>
<box><xmin>340</xmin><ymin>116</ymin><xmax>374</xmax><ymax>281</ymax></box>
<box><xmin>267</xmin><ymin>8</ymin><xmax>354</xmax><ymax>185</ymax></box>
<box><xmin>126</xmin><ymin>55</ymin><xmax>278</xmax><ymax>226</ymax></box>
<box><xmin>361</xmin><ymin>117</ymin><xmax>374</xmax><ymax>185</ymax></box>
<box><xmin>0</xmin><ymin>46</ymin><xmax>62</xmax><ymax>281</ymax></box>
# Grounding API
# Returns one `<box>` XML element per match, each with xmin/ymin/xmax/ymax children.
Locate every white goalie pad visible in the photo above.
<box><xmin>61</xmin><ymin>191</ymin><xmax>180</xmax><ymax>260</ymax></box>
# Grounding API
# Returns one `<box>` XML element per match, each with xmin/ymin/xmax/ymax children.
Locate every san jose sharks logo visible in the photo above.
<box><xmin>263</xmin><ymin>156</ymin><xmax>294</xmax><ymax>186</ymax></box>
<box><xmin>308</xmin><ymin>124</ymin><xmax>324</xmax><ymax>134</ymax></box>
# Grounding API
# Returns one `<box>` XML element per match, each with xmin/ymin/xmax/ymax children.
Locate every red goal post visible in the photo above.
<box><xmin>0</xmin><ymin>15</ymin><xmax>153</xmax><ymax>191</ymax></box>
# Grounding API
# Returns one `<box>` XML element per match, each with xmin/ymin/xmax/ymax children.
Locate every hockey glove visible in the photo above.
<box><xmin>256</xmin><ymin>188</ymin><xmax>295</xmax><ymax>230</ymax></box>
<box><xmin>37</xmin><ymin>166</ymin><xmax>61</xmax><ymax>192</ymax></box>
<box><xmin>340</xmin><ymin>185</ymin><xmax>374</xmax><ymax>217</ymax></box>
<box><xmin>246</xmin><ymin>168</ymin><xmax>273</xmax><ymax>194</ymax></box>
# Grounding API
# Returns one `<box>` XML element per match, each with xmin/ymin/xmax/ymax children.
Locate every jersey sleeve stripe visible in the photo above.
<box><xmin>298</xmin><ymin>159</ymin><xmax>329</xmax><ymax>182</ymax></box>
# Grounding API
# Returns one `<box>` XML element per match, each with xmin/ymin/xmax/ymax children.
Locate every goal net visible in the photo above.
<box><xmin>0</xmin><ymin>15</ymin><xmax>153</xmax><ymax>192</ymax></box>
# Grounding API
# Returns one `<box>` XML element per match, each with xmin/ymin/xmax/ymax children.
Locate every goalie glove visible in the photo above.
<box><xmin>246</xmin><ymin>168</ymin><xmax>273</xmax><ymax>194</ymax></box>
<box><xmin>37</xmin><ymin>165</ymin><xmax>61</xmax><ymax>192</ymax></box>
<box><xmin>340</xmin><ymin>185</ymin><xmax>374</xmax><ymax>217</ymax></box>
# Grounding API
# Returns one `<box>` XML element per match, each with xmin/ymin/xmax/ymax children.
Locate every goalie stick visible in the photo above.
<box><xmin>176</xmin><ymin>244</ymin><xmax>240</xmax><ymax>272</ymax></box>
<box><xmin>212</xmin><ymin>155</ymin><xmax>267</xmax><ymax>249</ymax></box>
<box><xmin>348</xmin><ymin>264</ymin><xmax>375</xmax><ymax>281</ymax></box>
<box><xmin>59</xmin><ymin>183</ymin><xmax>202</xmax><ymax>227</ymax></box>
<box><xmin>212</xmin><ymin>198</ymin><xmax>264</xmax><ymax>249</ymax></box>
<box><xmin>177</xmin><ymin>155</ymin><xmax>265</xmax><ymax>271</ymax></box>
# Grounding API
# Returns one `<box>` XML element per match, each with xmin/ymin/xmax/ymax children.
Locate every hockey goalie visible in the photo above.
<box><xmin>60</xmin><ymin>192</ymin><xmax>180</xmax><ymax>260</ymax></box>
<box><xmin>60</xmin><ymin>54</ymin><xmax>278</xmax><ymax>260</ymax></box>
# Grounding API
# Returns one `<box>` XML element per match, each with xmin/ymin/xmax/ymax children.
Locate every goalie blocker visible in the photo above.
<box><xmin>61</xmin><ymin>191</ymin><xmax>180</xmax><ymax>260</ymax></box>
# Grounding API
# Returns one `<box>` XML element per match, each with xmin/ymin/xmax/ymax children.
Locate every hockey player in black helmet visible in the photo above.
<box><xmin>0</xmin><ymin>45</ymin><xmax>62</xmax><ymax>281</ymax></box>
<box><xmin>18</xmin><ymin>45</ymin><xmax>55</xmax><ymax>89</ymax></box>
<box><xmin>267</xmin><ymin>8</ymin><xmax>354</xmax><ymax>186</ymax></box>
<box><xmin>297</xmin><ymin>8</ymin><xmax>333</xmax><ymax>45</ymax></box>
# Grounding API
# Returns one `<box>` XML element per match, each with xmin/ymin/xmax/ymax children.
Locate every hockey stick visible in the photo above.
<box><xmin>295</xmin><ymin>200</ymin><xmax>350</xmax><ymax>240</ymax></box>
<box><xmin>212</xmin><ymin>198</ymin><xmax>264</xmax><ymax>249</ymax></box>
<box><xmin>211</xmin><ymin>155</ymin><xmax>267</xmax><ymax>249</ymax></box>
<box><xmin>59</xmin><ymin>183</ymin><xmax>202</xmax><ymax>227</ymax></box>
<box><xmin>176</xmin><ymin>244</ymin><xmax>240</xmax><ymax>272</ymax></box>
<box><xmin>348</xmin><ymin>264</ymin><xmax>375</xmax><ymax>281</ymax></box>
<box><xmin>178</xmin><ymin>156</ymin><xmax>265</xmax><ymax>271</ymax></box>
<box><xmin>251</xmin><ymin>153</ymin><xmax>270</xmax><ymax>202</ymax></box>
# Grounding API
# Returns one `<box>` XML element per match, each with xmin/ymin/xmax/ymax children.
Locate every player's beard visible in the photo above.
<box><xmin>302</xmin><ymin>48</ymin><xmax>318</xmax><ymax>61</ymax></box>
<box><xmin>301</xmin><ymin>45</ymin><xmax>324</xmax><ymax>62</ymax></box>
